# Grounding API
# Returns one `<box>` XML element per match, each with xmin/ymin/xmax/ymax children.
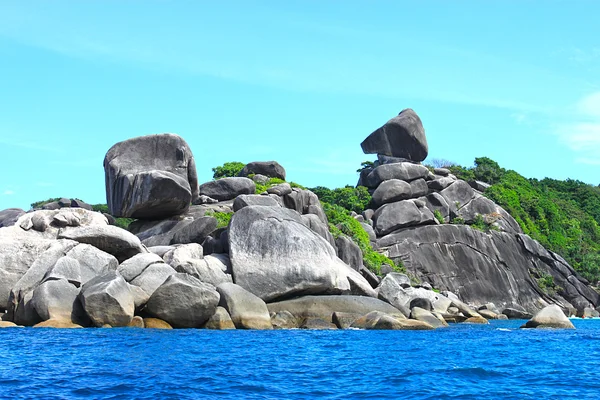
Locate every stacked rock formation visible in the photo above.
<box><xmin>357</xmin><ymin>109</ymin><xmax>598</xmax><ymax>316</ymax></box>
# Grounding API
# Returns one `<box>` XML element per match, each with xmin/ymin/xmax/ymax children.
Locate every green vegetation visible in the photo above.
<box><xmin>531</xmin><ymin>268</ymin><xmax>561</xmax><ymax>295</ymax></box>
<box><xmin>254</xmin><ymin>177</ymin><xmax>286</xmax><ymax>193</ymax></box>
<box><xmin>309</xmin><ymin>185</ymin><xmax>371</xmax><ymax>214</ymax></box>
<box><xmin>433</xmin><ymin>210</ymin><xmax>445</xmax><ymax>224</ymax></box>
<box><xmin>323</xmin><ymin>202</ymin><xmax>404</xmax><ymax>275</ymax></box>
<box><xmin>31</xmin><ymin>198</ymin><xmax>61</xmax><ymax>209</ymax></box>
<box><xmin>356</xmin><ymin>160</ymin><xmax>375</xmax><ymax>173</ymax></box>
<box><xmin>449</xmin><ymin>157</ymin><xmax>600</xmax><ymax>284</ymax></box>
<box><xmin>470</xmin><ymin>214</ymin><xmax>499</xmax><ymax>233</ymax></box>
<box><xmin>205</xmin><ymin>210</ymin><xmax>232</xmax><ymax>229</ymax></box>
<box><xmin>212</xmin><ymin>161</ymin><xmax>245</xmax><ymax>179</ymax></box>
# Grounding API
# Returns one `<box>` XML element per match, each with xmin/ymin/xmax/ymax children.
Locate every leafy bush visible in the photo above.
<box><xmin>309</xmin><ymin>185</ymin><xmax>371</xmax><ymax>214</ymax></box>
<box><xmin>92</xmin><ymin>204</ymin><xmax>109</xmax><ymax>214</ymax></box>
<box><xmin>254</xmin><ymin>177</ymin><xmax>286</xmax><ymax>194</ymax></box>
<box><xmin>212</xmin><ymin>162</ymin><xmax>246</xmax><ymax>179</ymax></box>
<box><xmin>433</xmin><ymin>210</ymin><xmax>445</xmax><ymax>224</ymax></box>
<box><xmin>470</xmin><ymin>214</ymin><xmax>499</xmax><ymax>233</ymax></box>
<box><xmin>322</xmin><ymin>202</ymin><xmax>404</xmax><ymax>275</ymax></box>
<box><xmin>205</xmin><ymin>210</ymin><xmax>232</xmax><ymax>229</ymax></box>
<box><xmin>356</xmin><ymin>160</ymin><xmax>375</xmax><ymax>173</ymax></box>
<box><xmin>30</xmin><ymin>198</ymin><xmax>61</xmax><ymax>209</ymax></box>
<box><xmin>115</xmin><ymin>217</ymin><xmax>135</xmax><ymax>230</ymax></box>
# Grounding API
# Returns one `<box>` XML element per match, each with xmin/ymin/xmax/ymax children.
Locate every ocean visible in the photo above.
<box><xmin>1</xmin><ymin>319</ymin><xmax>599</xmax><ymax>399</ymax></box>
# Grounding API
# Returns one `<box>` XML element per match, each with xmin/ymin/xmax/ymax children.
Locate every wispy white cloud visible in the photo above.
<box><xmin>555</xmin><ymin>92</ymin><xmax>600</xmax><ymax>163</ymax></box>
<box><xmin>3</xmin><ymin>190</ymin><xmax>15</xmax><ymax>195</ymax></box>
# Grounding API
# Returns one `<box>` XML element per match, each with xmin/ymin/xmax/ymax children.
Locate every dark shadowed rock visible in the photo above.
<box><xmin>502</xmin><ymin>308</ymin><xmax>533</xmax><ymax>319</ymax></box>
<box><xmin>521</xmin><ymin>304</ymin><xmax>574</xmax><ymax>329</ymax></box>
<box><xmin>0</xmin><ymin>208</ymin><xmax>25</xmax><ymax>228</ymax></box>
<box><xmin>146</xmin><ymin>273</ymin><xmax>220</xmax><ymax>328</ymax></box>
<box><xmin>199</xmin><ymin>177</ymin><xmax>255</xmax><ymax>202</ymax></box>
<box><xmin>468</xmin><ymin>180</ymin><xmax>491</xmax><ymax>192</ymax></box>
<box><xmin>104</xmin><ymin>133</ymin><xmax>198</xmax><ymax>218</ymax></box>
<box><xmin>332</xmin><ymin>312</ymin><xmax>361</xmax><ymax>329</ymax></box>
<box><xmin>373</xmin><ymin>200</ymin><xmax>432</xmax><ymax>236</ymax></box>
<box><xmin>420</xmin><ymin>193</ymin><xmax>450</xmax><ymax>220</ymax></box>
<box><xmin>238</xmin><ymin>161</ymin><xmax>286</xmax><ymax>180</ymax></box>
<box><xmin>217</xmin><ymin>283</ymin><xmax>272</xmax><ymax>329</ymax></box>
<box><xmin>170</xmin><ymin>216</ymin><xmax>218</xmax><ymax>245</ymax></box>
<box><xmin>267</xmin><ymin>183</ymin><xmax>292</xmax><ymax>196</ymax></box>
<box><xmin>70</xmin><ymin>199</ymin><xmax>93</xmax><ymax>211</ymax></box>
<box><xmin>361</xmin><ymin>109</ymin><xmax>428</xmax><ymax>161</ymax></box>
<box><xmin>364</xmin><ymin>163</ymin><xmax>429</xmax><ymax>188</ymax></box>
<box><xmin>335</xmin><ymin>235</ymin><xmax>363</xmax><ymax>271</ymax></box>
<box><xmin>410</xmin><ymin>179</ymin><xmax>429</xmax><ymax>198</ymax></box>
<box><xmin>300</xmin><ymin>317</ymin><xmax>337</xmax><ymax>330</ymax></box>
<box><xmin>440</xmin><ymin>180</ymin><xmax>475</xmax><ymax>210</ymax></box>
<box><xmin>410</xmin><ymin>298</ymin><xmax>433</xmax><ymax>311</ymax></box>
<box><xmin>428</xmin><ymin>177</ymin><xmax>455</xmax><ymax>191</ymax></box>
<box><xmin>79</xmin><ymin>271</ymin><xmax>134</xmax><ymax>327</ymax></box>
<box><xmin>228</xmin><ymin>206</ymin><xmax>351</xmax><ymax>301</ymax></box>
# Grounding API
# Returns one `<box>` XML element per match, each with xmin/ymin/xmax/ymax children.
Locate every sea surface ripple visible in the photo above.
<box><xmin>1</xmin><ymin>319</ymin><xmax>599</xmax><ymax>399</ymax></box>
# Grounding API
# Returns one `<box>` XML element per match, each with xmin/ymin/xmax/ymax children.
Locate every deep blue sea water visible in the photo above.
<box><xmin>1</xmin><ymin>319</ymin><xmax>599</xmax><ymax>399</ymax></box>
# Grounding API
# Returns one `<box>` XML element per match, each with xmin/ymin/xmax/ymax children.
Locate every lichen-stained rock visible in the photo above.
<box><xmin>146</xmin><ymin>273</ymin><xmax>220</xmax><ymax>328</ymax></box>
<box><xmin>199</xmin><ymin>177</ymin><xmax>255</xmax><ymax>202</ymax></box>
<box><xmin>58</xmin><ymin>225</ymin><xmax>146</xmax><ymax>263</ymax></box>
<box><xmin>228</xmin><ymin>206</ymin><xmax>351</xmax><ymax>301</ymax></box>
<box><xmin>364</xmin><ymin>163</ymin><xmax>429</xmax><ymax>188</ymax></box>
<box><xmin>79</xmin><ymin>271</ymin><xmax>134</xmax><ymax>327</ymax></box>
<box><xmin>238</xmin><ymin>161</ymin><xmax>286</xmax><ymax>180</ymax></box>
<box><xmin>204</xmin><ymin>306</ymin><xmax>236</xmax><ymax>330</ymax></box>
<box><xmin>32</xmin><ymin>278</ymin><xmax>89</xmax><ymax>325</ymax></box>
<box><xmin>104</xmin><ymin>133</ymin><xmax>199</xmax><ymax>218</ymax></box>
<box><xmin>216</xmin><ymin>283</ymin><xmax>272</xmax><ymax>329</ymax></box>
<box><xmin>521</xmin><ymin>304</ymin><xmax>575</xmax><ymax>329</ymax></box>
<box><xmin>360</xmin><ymin>109</ymin><xmax>428</xmax><ymax>161</ymax></box>
<box><xmin>143</xmin><ymin>318</ymin><xmax>173</xmax><ymax>329</ymax></box>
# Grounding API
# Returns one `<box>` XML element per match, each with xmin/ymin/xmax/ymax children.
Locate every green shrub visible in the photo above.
<box><xmin>205</xmin><ymin>210</ymin><xmax>232</xmax><ymax>229</ymax></box>
<box><xmin>322</xmin><ymin>202</ymin><xmax>404</xmax><ymax>275</ymax></box>
<box><xmin>310</xmin><ymin>185</ymin><xmax>371</xmax><ymax>214</ymax></box>
<box><xmin>115</xmin><ymin>217</ymin><xmax>135</xmax><ymax>230</ymax></box>
<box><xmin>254</xmin><ymin>177</ymin><xmax>286</xmax><ymax>194</ymax></box>
<box><xmin>433</xmin><ymin>210</ymin><xmax>445</xmax><ymax>224</ymax></box>
<box><xmin>212</xmin><ymin>162</ymin><xmax>246</xmax><ymax>179</ymax></box>
<box><xmin>356</xmin><ymin>160</ymin><xmax>375</xmax><ymax>173</ymax></box>
<box><xmin>92</xmin><ymin>204</ymin><xmax>109</xmax><ymax>214</ymax></box>
<box><xmin>30</xmin><ymin>198</ymin><xmax>61</xmax><ymax>209</ymax></box>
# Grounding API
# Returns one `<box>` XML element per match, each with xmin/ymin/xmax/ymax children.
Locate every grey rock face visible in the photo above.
<box><xmin>373</xmin><ymin>200</ymin><xmax>433</xmax><ymax>236</ymax></box>
<box><xmin>381</xmin><ymin>224</ymin><xmax>598</xmax><ymax>313</ymax></box>
<box><xmin>410</xmin><ymin>179</ymin><xmax>429</xmax><ymax>198</ymax></box>
<box><xmin>228</xmin><ymin>206</ymin><xmax>350</xmax><ymax>301</ymax></box>
<box><xmin>146</xmin><ymin>273</ymin><xmax>220</xmax><ymax>328</ymax></box>
<box><xmin>440</xmin><ymin>180</ymin><xmax>475</xmax><ymax>210</ymax></box>
<box><xmin>170</xmin><ymin>216</ymin><xmax>218</xmax><ymax>245</ymax></box>
<box><xmin>267</xmin><ymin>183</ymin><xmax>292</xmax><ymax>196</ymax></box>
<box><xmin>58</xmin><ymin>225</ymin><xmax>146</xmax><ymax>263</ymax></box>
<box><xmin>457</xmin><ymin>194</ymin><xmax>522</xmax><ymax>234</ymax></box>
<box><xmin>521</xmin><ymin>304</ymin><xmax>574</xmax><ymax>329</ymax></box>
<box><xmin>217</xmin><ymin>283</ymin><xmax>272</xmax><ymax>329</ymax></box>
<box><xmin>117</xmin><ymin>253</ymin><xmax>165</xmax><ymax>282</ymax></box>
<box><xmin>283</xmin><ymin>189</ymin><xmax>328</xmax><ymax>224</ymax></box>
<box><xmin>32</xmin><ymin>278</ymin><xmax>88</xmax><ymax>325</ymax></box>
<box><xmin>428</xmin><ymin>177</ymin><xmax>455</xmax><ymax>191</ymax></box>
<box><xmin>66</xmin><ymin>244</ymin><xmax>119</xmax><ymax>285</ymax></box>
<box><xmin>420</xmin><ymin>193</ymin><xmax>450</xmax><ymax>220</ymax></box>
<box><xmin>0</xmin><ymin>208</ymin><xmax>25</xmax><ymax>228</ymax></box>
<box><xmin>364</xmin><ymin>163</ymin><xmax>429</xmax><ymax>188</ymax></box>
<box><xmin>371</xmin><ymin>179</ymin><xmax>412</xmax><ymax>207</ymax></box>
<box><xmin>468</xmin><ymin>180</ymin><xmax>491</xmax><ymax>192</ymax></box>
<box><xmin>232</xmin><ymin>194</ymin><xmax>280</xmax><ymax>212</ymax></box>
<box><xmin>502</xmin><ymin>308</ymin><xmax>533</xmax><ymax>319</ymax></box>
<box><xmin>129</xmin><ymin>264</ymin><xmax>176</xmax><ymax>297</ymax></box>
<box><xmin>79</xmin><ymin>271</ymin><xmax>134</xmax><ymax>327</ymax></box>
<box><xmin>335</xmin><ymin>235</ymin><xmax>363</xmax><ymax>271</ymax></box>
<box><xmin>301</xmin><ymin>214</ymin><xmax>335</xmax><ymax>247</ymax></box>
<box><xmin>174</xmin><ymin>254</ymin><xmax>233</xmax><ymax>287</ymax></box>
<box><xmin>266</xmin><ymin>295</ymin><xmax>403</xmax><ymax>321</ymax></box>
<box><xmin>104</xmin><ymin>133</ymin><xmax>198</xmax><ymax>218</ymax></box>
<box><xmin>361</xmin><ymin>109</ymin><xmax>428</xmax><ymax>161</ymax></box>
<box><xmin>410</xmin><ymin>307</ymin><xmax>445</xmax><ymax>328</ymax></box>
<box><xmin>238</xmin><ymin>161</ymin><xmax>286</xmax><ymax>180</ymax></box>
<box><xmin>199</xmin><ymin>177</ymin><xmax>255</xmax><ymax>202</ymax></box>
<box><xmin>204</xmin><ymin>306</ymin><xmax>236</xmax><ymax>330</ymax></box>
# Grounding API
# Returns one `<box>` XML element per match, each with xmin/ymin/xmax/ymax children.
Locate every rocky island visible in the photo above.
<box><xmin>0</xmin><ymin>109</ymin><xmax>593</xmax><ymax>330</ymax></box>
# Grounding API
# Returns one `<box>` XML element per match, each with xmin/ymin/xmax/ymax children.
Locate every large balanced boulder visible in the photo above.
<box><xmin>79</xmin><ymin>271</ymin><xmax>134</xmax><ymax>327</ymax></box>
<box><xmin>104</xmin><ymin>133</ymin><xmax>199</xmax><ymax>218</ymax></box>
<box><xmin>199</xmin><ymin>177</ymin><xmax>255</xmax><ymax>202</ymax></box>
<box><xmin>228</xmin><ymin>206</ymin><xmax>351</xmax><ymax>301</ymax></box>
<box><xmin>238</xmin><ymin>161</ymin><xmax>286</xmax><ymax>180</ymax></box>
<box><xmin>360</xmin><ymin>109</ymin><xmax>428</xmax><ymax>162</ymax></box>
<box><xmin>216</xmin><ymin>283</ymin><xmax>272</xmax><ymax>329</ymax></box>
<box><xmin>58</xmin><ymin>225</ymin><xmax>146</xmax><ymax>262</ymax></box>
<box><xmin>146</xmin><ymin>273</ymin><xmax>220</xmax><ymax>328</ymax></box>
<box><xmin>521</xmin><ymin>304</ymin><xmax>575</xmax><ymax>329</ymax></box>
<box><xmin>363</xmin><ymin>162</ymin><xmax>429</xmax><ymax>188</ymax></box>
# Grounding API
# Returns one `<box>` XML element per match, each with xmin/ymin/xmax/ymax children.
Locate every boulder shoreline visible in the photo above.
<box><xmin>0</xmin><ymin>109</ymin><xmax>594</xmax><ymax>330</ymax></box>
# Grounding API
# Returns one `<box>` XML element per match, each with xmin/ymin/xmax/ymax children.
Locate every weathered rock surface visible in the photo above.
<box><xmin>238</xmin><ymin>161</ymin><xmax>286</xmax><ymax>180</ymax></box>
<box><xmin>360</xmin><ymin>109</ymin><xmax>428</xmax><ymax>161</ymax></box>
<box><xmin>199</xmin><ymin>177</ymin><xmax>255</xmax><ymax>202</ymax></box>
<box><xmin>371</xmin><ymin>179</ymin><xmax>412</xmax><ymax>207</ymax></box>
<box><xmin>79</xmin><ymin>272</ymin><xmax>134</xmax><ymax>327</ymax></box>
<box><xmin>117</xmin><ymin>253</ymin><xmax>165</xmax><ymax>282</ymax></box>
<box><xmin>174</xmin><ymin>254</ymin><xmax>232</xmax><ymax>287</ymax></box>
<box><xmin>0</xmin><ymin>208</ymin><xmax>25</xmax><ymax>228</ymax></box>
<box><xmin>170</xmin><ymin>216</ymin><xmax>218</xmax><ymax>245</ymax></box>
<box><xmin>521</xmin><ymin>304</ymin><xmax>575</xmax><ymax>329</ymax></box>
<box><xmin>335</xmin><ymin>235</ymin><xmax>363</xmax><ymax>271</ymax></box>
<box><xmin>364</xmin><ymin>163</ymin><xmax>429</xmax><ymax>188</ymax></box>
<box><xmin>266</xmin><ymin>295</ymin><xmax>402</xmax><ymax>321</ymax></box>
<box><xmin>204</xmin><ymin>306</ymin><xmax>236</xmax><ymax>330</ymax></box>
<box><xmin>217</xmin><ymin>283</ymin><xmax>272</xmax><ymax>329</ymax></box>
<box><xmin>104</xmin><ymin>133</ymin><xmax>198</xmax><ymax>218</ymax></box>
<box><xmin>410</xmin><ymin>307</ymin><xmax>446</xmax><ymax>328</ymax></box>
<box><xmin>373</xmin><ymin>200</ymin><xmax>434</xmax><ymax>236</ymax></box>
<box><xmin>129</xmin><ymin>263</ymin><xmax>176</xmax><ymax>297</ymax></box>
<box><xmin>228</xmin><ymin>206</ymin><xmax>352</xmax><ymax>301</ymax></box>
<box><xmin>232</xmin><ymin>194</ymin><xmax>280</xmax><ymax>212</ymax></box>
<box><xmin>58</xmin><ymin>225</ymin><xmax>146</xmax><ymax>262</ymax></box>
<box><xmin>32</xmin><ymin>278</ymin><xmax>88</xmax><ymax>325</ymax></box>
<box><xmin>381</xmin><ymin>224</ymin><xmax>598</xmax><ymax>313</ymax></box>
<box><xmin>146</xmin><ymin>273</ymin><xmax>220</xmax><ymax>328</ymax></box>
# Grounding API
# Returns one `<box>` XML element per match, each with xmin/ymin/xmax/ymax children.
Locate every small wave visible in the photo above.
<box><xmin>496</xmin><ymin>328</ymin><xmax>512</xmax><ymax>332</ymax></box>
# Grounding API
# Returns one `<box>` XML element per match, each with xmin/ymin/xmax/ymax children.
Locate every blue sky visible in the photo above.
<box><xmin>1</xmin><ymin>1</ymin><xmax>599</xmax><ymax>210</ymax></box>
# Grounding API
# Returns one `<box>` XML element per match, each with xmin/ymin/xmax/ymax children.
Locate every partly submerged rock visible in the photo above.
<box><xmin>521</xmin><ymin>304</ymin><xmax>575</xmax><ymax>329</ymax></box>
<box><xmin>79</xmin><ymin>271</ymin><xmax>134</xmax><ymax>327</ymax></box>
<box><xmin>216</xmin><ymin>283</ymin><xmax>272</xmax><ymax>330</ymax></box>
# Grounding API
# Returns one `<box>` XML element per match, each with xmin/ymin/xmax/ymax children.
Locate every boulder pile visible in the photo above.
<box><xmin>0</xmin><ymin>109</ymin><xmax>595</xmax><ymax>330</ymax></box>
